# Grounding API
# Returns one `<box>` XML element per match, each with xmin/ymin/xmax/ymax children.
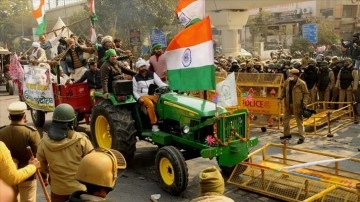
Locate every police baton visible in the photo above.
<box><xmin>26</xmin><ymin>146</ymin><xmax>51</xmax><ymax>202</ymax></box>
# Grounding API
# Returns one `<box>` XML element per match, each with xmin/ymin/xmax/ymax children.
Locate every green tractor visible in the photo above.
<box><xmin>90</xmin><ymin>80</ymin><xmax>258</xmax><ymax>195</ymax></box>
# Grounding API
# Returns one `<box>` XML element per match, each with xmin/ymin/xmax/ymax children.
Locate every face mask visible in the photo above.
<box><xmin>288</xmin><ymin>77</ymin><xmax>294</xmax><ymax>81</ymax></box>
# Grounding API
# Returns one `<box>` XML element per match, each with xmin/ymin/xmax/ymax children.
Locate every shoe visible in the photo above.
<box><xmin>297</xmin><ymin>139</ymin><xmax>304</xmax><ymax>144</ymax></box>
<box><xmin>280</xmin><ymin>135</ymin><xmax>292</xmax><ymax>140</ymax></box>
<box><xmin>152</xmin><ymin>125</ymin><xmax>159</xmax><ymax>132</ymax></box>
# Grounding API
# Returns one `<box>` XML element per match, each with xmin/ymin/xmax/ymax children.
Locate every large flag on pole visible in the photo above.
<box><xmin>176</xmin><ymin>0</ymin><xmax>205</xmax><ymax>27</ymax></box>
<box><xmin>89</xmin><ymin>0</ymin><xmax>98</xmax><ymax>43</ymax></box>
<box><xmin>32</xmin><ymin>0</ymin><xmax>46</xmax><ymax>35</ymax></box>
<box><xmin>165</xmin><ymin>16</ymin><xmax>215</xmax><ymax>91</ymax></box>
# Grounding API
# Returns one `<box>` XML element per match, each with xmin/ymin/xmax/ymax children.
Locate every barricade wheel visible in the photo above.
<box><xmin>155</xmin><ymin>146</ymin><xmax>188</xmax><ymax>196</ymax></box>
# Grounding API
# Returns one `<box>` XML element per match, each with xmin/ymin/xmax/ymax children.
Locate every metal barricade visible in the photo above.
<box><xmin>228</xmin><ymin>143</ymin><xmax>360</xmax><ymax>202</ymax></box>
<box><xmin>190</xmin><ymin>73</ymin><xmax>284</xmax><ymax>132</ymax></box>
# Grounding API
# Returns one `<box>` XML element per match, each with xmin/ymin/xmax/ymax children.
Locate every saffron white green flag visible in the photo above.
<box><xmin>216</xmin><ymin>72</ymin><xmax>238</xmax><ymax>107</ymax></box>
<box><xmin>32</xmin><ymin>0</ymin><xmax>46</xmax><ymax>35</ymax></box>
<box><xmin>176</xmin><ymin>0</ymin><xmax>205</xmax><ymax>27</ymax></box>
<box><xmin>165</xmin><ymin>16</ymin><xmax>215</xmax><ymax>91</ymax></box>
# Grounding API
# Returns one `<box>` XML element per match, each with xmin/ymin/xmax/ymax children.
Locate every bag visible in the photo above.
<box><xmin>148</xmin><ymin>84</ymin><xmax>158</xmax><ymax>95</ymax></box>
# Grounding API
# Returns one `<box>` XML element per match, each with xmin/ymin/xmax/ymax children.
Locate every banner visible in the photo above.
<box><xmin>23</xmin><ymin>65</ymin><xmax>55</xmax><ymax>111</ymax></box>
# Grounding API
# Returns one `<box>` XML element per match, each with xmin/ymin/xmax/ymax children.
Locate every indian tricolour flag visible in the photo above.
<box><xmin>32</xmin><ymin>0</ymin><xmax>46</xmax><ymax>35</ymax></box>
<box><xmin>176</xmin><ymin>0</ymin><xmax>205</xmax><ymax>27</ymax></box>
<box><xmin>165</xmin><ymin>16</ymin><xmax>215</xmax><ymax>91</ymax></box>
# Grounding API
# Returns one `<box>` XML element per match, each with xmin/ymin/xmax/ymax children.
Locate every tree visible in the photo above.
<box><xmin>289</xmin><ymin>37</ymin><xmax>312</xmax><ymax>54</ymax></box>
<box><xmin>93</xmin><ymin>0</ymin><xmax>178</xmax><ymax>48</ymax></box>
<box><xmin>0</xmin><ymin>0</ymin><xmax>34</xmax><ymax>50</ymax></box>
<box><xmin>246</xmin><ymin>9</ymin><xmax>276</xmax><ymax>49</ymax></box>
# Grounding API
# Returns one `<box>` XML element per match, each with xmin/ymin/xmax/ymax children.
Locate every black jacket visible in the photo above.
<box><xmin>76</xmin><ymin>69</ymin><xmax>102</xmax><ymax>89</ymax></box>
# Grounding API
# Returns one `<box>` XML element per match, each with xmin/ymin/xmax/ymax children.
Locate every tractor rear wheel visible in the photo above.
<box><xmin>155</xmin><ymin>146</ymin><xmax>188</xmax><ymax>196</ymax></box>
<box><xmin>90</xmin><ymin>100</ymin><xmax>137</xmax><ymax>161</ymax></box>
<box><xmin>31</xmin><ymin>109</ymin><xmax>45</xmax><ymax>127</ymax></box>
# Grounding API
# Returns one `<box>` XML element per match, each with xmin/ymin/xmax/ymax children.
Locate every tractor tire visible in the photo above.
<box><xmin>90</xmin><ymin>100</ymin><xmax>137</xmax><ymax>161</ymax></box>
<box><xmin>7</xmin><ymin>80</ymin><xmax>14</xmax><ymax>95</ymax></box>
<box><xmin>155</xmin><ymin>146</ymin><xmax>188</xmax><ymax>196</ymax></box>
<box><xmin>30</xmin><ymin>109</ymin><xmax>45</xmax><ymax>127</ymax></box>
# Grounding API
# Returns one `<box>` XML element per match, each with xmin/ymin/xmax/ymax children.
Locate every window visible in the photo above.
<box><xmin>343</xmin><ymin>5</ymin><xmax>357</xmax><ymax>18</ymax></box>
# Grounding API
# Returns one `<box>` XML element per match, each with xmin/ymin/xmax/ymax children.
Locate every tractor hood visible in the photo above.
<box><xmin>158</xmin><ymin>93</ymin><xmax>227</xmax><ymax>118</ymax></box>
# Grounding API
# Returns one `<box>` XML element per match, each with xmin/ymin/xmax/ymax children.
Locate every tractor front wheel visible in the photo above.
<box><xmin>155</xmin><ymin>146</ymin><xmax>188</xmax><ymax>196</ymax></box>
<box><xmin>90</xmin><ymin>100</ymin><xmax>137</xmax><ymax>161</ymax></box>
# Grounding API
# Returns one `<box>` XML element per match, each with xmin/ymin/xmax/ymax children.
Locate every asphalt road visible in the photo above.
<box><xmin>1</xmin><ymin>86</ymin><xmax>359</xmax><ymax>202</ymax></box>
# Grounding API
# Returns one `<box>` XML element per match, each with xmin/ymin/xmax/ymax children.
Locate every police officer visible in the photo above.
<box><xmin>0</xmin><ymin>101</ymin><xmax>41</xmax><ymax>202</ymax></box>
<box><xmin>301</xmin><ymin>59</ymin><xmax>319</xmax><ymax>104</ymax></box>
<box><xmin>68</xmin><ymin>148</ymin><xmax>126</xmax><ymax>201</ymax></box>
<box><xmin>317</xmin><ymin>61</ymin><xmax>335</xmax><ymax>109</ymax></box>
<box><xmin>278</xmin><ymin>69</ymin><xmax>310</xmax><ymax>144</ymax></box>
<box><xmin>335</xmin><ymin>58</ymin><xmax>359</xmax><ymax>108</ymax></box>
<box><xmin>330</xmin><ymin>57</ymin><xmax>343</xmax><ymax>108</ymax></box>
<box><xmin>37</xmin><ymin>104</ymin><xmax>94</xmax><ymax>202</ymax></box>
<box><xmin>254</xmin><ymin>61</ymin><xmax>263</xmax><ymax>73</ymax></box>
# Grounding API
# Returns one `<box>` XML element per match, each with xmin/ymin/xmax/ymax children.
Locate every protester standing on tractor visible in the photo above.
<box><xmin>36</xmin><ymin>104</ymin><xmax>94</xmax><ymax>202</ymax></box>
<box><xmin>100</xmin><ymin>49</ymin><xmax>137</xmax><ymax>99</ymax></box>
<box><xmin>54</xmin><ymin>38</ymin><xmax>96</xmax><ymax>81</ymax></box>
<box><xmin>0</xmin><ymin>101</ymin><xmax>41</xmax><ymax>202</ymax></box>
<box><xmin>149</xmin><ymin>43</ymin><xmax>167</xmax><ymax>82</ymax></box>
<box><xmin>278</xmin><ymin>69</ymin><xmax>310</xmax><ymax>144</ymax></box>
<box><xmin>29</xmin><ymin>42</ymin><xmax>47</xmax><ymax>64</ymax></box>
<box><xmin>133</xmin><ymin>58</ymin><xmax>168</xmax><ymax>132</ymax></box>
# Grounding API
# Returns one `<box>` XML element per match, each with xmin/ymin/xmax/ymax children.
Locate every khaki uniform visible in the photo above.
<box><xmin>0</xmin><ymin>124</ymin><xmax>41</xmax><ymax>202</ymax></box>
<box><xmin>335</xmin><ymin>66</ymin><xmax>359</xmax><ymax>108</ymax></box>
<box><xmin>279</xmin><ymin>78</ymin><xmax>310</xmax><ymax>139</ymax></box>
<box><xmin>36</xmin><ymin>130</ymin><xmax>93</xmax><ymax>201</ymax></box>
<box><xmin>317</xmin><ymin>68</ymin><xmax>335</xmax><ymax>109</ymax></box>
<box><xmin>0</xmin><ymin>141</ymin><xmax>37</xmax><ymax>186</ymax></box>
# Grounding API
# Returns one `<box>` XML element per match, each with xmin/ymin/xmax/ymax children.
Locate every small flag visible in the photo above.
<box><xmin>212</xmin><ymin>92</ymin><xmax>219</xmax><ymax>103</ymax></box>
<box><xmin>89</xmin><ymin>0</ymin><xmax>97</xmax><ymax>43</ymax></box>
<box><xmin>216</xmin><ymin>72</ymin><xmax>238</xmax><ymax>107</ymax></box>
<box><xmin>176</xmin><ymin>0</ymin><xmax>205</xmax><ymax>27</ymax></box>
<box><xmin>165</xmin><ymin>17</ymin><xmax>215</xmax><ymax>91</ymax></box>
<box><xmin>32</xmin><ymin>0</ymin><xmax>46</xmax><ymax>35</ymax></box>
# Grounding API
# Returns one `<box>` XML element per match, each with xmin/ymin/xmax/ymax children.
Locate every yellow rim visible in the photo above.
<box><xmin>159</xmin><ymin>157</ymin><xmax>175</xmax><ymax>186</ymax></box>
<box><xmin>95</xmin><ymin>115</ymin><xmax>111</xmax><ymax>148</ymax></box>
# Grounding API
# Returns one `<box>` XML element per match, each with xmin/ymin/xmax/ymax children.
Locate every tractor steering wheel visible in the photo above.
<box><xmin>155</xmin><ymin>86</ymin><xmax>171</xmax><ymax>95</ymax></box>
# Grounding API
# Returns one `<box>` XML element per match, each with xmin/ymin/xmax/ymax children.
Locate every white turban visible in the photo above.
<box><xmin>32</xmin><ymin>42</ymin><xmax>40</xmax><ymax>48</ymax></box>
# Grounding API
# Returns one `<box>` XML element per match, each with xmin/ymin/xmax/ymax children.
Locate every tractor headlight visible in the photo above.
<box><xmin>182</xmin><ymin>125</ymin><xmax>190</xmax><ymax>134</ymax></box>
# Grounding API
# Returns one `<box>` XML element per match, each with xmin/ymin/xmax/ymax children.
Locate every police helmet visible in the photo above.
<box><xmin>308</xmin><ymin>59</ymin><xmax>317</xmax><ymax>65</ymax></box>
<box><xmin>76</xmin><ymin>148</ymin><xmax>126</xmax><ymax>190</ymax></box>
<box><xmin>320</xmin><ymin>61</ymin><xmax>329</xmax><ymax>66</ymax></box>
<box><xmin>52</xmin><ymin>104</ymin><xmax>76</xmax><ymax>122</ymax></box>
